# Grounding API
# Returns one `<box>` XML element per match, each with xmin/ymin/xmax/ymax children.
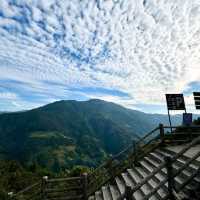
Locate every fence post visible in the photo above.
<box><xmin>133</xmin><ymin>140</ymin><xmax>140</xmax><ymax>166</ymax></box>
<box><xmin>82</xmin><ymin>173</ymin><xmax>88</xmax><ymax>200</ymax></box>
<box><xmin>159</xmin><ymin>123</ymin><xmax>165</xmax><ymax>144</ymax></box>
<box><xmin>124</xmin><ymin>185</ymin><xmax>133</xmax><ymax>200</ymax></box>
<box><xmin>164</xmin><ymin>156</ymin><xmax>175</xmax><ymax>200</ymax></box>
<box><xmin>41</xmin><ymin>176</ymin><xmax>48</xmax><ymax>200</ymax></box>
<box><xmin>8</xmin><ymin>192</ymin><xmax>14</xmax><ymax>200</ymax></box>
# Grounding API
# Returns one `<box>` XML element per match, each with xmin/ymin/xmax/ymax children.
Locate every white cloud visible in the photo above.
<box><xmin>0</xmin><ymin>0</ymin><xmax>200</xmax><ymax>112</ymax></box>
<box><xmin>0</xmin><ymin>92</ymin><xmax>18</xmax><ymax>100</ymax></box>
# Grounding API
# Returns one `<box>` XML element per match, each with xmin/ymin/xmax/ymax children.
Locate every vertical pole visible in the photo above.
<box><xmin>107</xmin><ymin>158</ymin><xmax>115</xmax><ymax>179</ymax></box>
<box><xmin>124</xmin><ymin>185</ymin><xmax>133</xmax><ymax>200</ymax></box>
<box><xmin>82</xmin><ymin>173</ymin><xmax>88</xmax><ymax>200</ymax></box>
<box><xmin>41</xmin><ymin>176</ymin><xmax>48</xmax><ymax>200</ymax></box>
<box><xmin>164</xmin><ymin>156</ymin><xmax>175</xmax><ymax>200</ymax></box>
<box><xmin>159</xmin><ymin>123</ymin><xmax>165</xmax><ymax>144</ymax></box>
<box><xmin>133</xmin><ymin>140</ymin><xmax>139</xmax><ymax>166</ymax></box>
<box><xmin>167</xmin><ymin>109</ymin><xmax>173</xmax><ymax>133</ymax></box>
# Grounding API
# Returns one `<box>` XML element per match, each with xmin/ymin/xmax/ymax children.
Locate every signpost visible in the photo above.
<box><xmin>166</xmin><ymin>94</ymin><xmax>186</xmax><ymax>132</ymax></box>
<box><xmin>193</xmin><ymin>92</ymin><xmax>200</xmax><ymax>109</ymax></box>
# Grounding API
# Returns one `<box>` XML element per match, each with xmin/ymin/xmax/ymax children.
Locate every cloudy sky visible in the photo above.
<box><xmin>0</xmin><ymin>0</ymin><xmax>200</xmax><ymax>113</ymax></box>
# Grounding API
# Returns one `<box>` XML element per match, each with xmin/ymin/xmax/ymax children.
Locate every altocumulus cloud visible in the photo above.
<box><xmin>0</xmin><ymin>0</ymin><xmax>200</xmax><ymax>112</ymax></box>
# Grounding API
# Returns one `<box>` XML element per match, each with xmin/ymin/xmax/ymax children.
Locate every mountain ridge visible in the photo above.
<box><xmin>0</xmin><ymin>99</ymin><xmax>196</xmax><ymax>171</ymax></box>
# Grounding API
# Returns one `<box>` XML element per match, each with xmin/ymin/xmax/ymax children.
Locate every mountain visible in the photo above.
<box><xmin>0</xmin><ymin>99</ymin><xmax>193</xmax><ymax>171</ymax></box>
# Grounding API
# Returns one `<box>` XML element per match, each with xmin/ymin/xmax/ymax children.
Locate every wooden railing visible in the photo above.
<box><xmin>8</xmin><ymin>124</ymin><xmax>200</xmax><ymax>200</ymax></box>
<box><xmin>8</xmin><ymin>175</ymin><xmax>88</xmax><ymax>200</ymax></box>
<box><xmin>87</xmin><ymin>124</ymin><xmax>164</xmax><ymax>196</ymax></box>
<box><xmin>43</xmin><ymin>175</ymin><xmax>87</xmax><ymax>200</ymax></box>
<box><xmin>8</xmin><ymin>181</ymin><xmax>42</xmax><ymax>200</ymax></box>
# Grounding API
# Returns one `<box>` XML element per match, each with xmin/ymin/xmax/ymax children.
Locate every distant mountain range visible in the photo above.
<box><xmin>0</xmin><ymin>99</ymin><xmax>197</xmax><ymax>171</ymax></box>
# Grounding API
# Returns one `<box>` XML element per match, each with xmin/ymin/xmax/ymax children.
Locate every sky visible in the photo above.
<box><xmin>0</xmin><ymin>0</ymin><xmax>200</xmax><ymax>114</ymax></box>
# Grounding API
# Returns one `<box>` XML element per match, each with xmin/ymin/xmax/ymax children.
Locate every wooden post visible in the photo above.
<box><xmin>133</xmin><ymin>140</ymin><xmax>138</xmax><ymax>166</ymax></box>
<box><xmin>124</xmin><ymin>185</ymin><xmax>133</xmax><ymax>200</ymax></box>
<box><xmin>159</xmin><ymin>123</ymin><xmax>165</xmax><ymax>144</ymax></box>
<box><xmin>8</xmin><ymin>192</ymin><xmax>14</xmax><ymax>199</ymax></box>
<box><xmin>41</xmin><ymin>176</ymin><xmax>48</xmax><ymax>200</ymax></box>
<box><xmin>164</xmin><ymin>156</ymin><xmax>175</xmax><ymax>200</ymax></box>
<box><xmin>82</xmin><ymin>173</ymin><xmax>88</xmax><ymax>200</ymax></box>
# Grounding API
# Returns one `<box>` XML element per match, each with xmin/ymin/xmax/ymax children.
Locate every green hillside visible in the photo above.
<box><xmin>0</xmin><ymin>99</ymin><xmax>184</xmax><ymax>172</ymax></box>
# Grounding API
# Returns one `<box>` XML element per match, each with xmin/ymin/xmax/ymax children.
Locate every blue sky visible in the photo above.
<box><xmin>0</xmin><ymin>0</ymin><xmax>200</xmax><ymax>113</ymax></box>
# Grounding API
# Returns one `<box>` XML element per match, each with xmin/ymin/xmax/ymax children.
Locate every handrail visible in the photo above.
<box><xmin>47</xmin><ymin>176</ymin><xmax>82</xmax><ymax>183</ymax></box>
<box><xmin>136</xmin><ymin>127</ymin><xmax>160</xmax><ymax>145</ymax></box>
<box><xmin>89</xmin><ymin>125</ymin><xmax>160</xmax><ymax>173</ymax></box>
<box><xmin>87</xmin><ymin>125</ymin><xmax>162</xmax><ymax>195</ymax></box>
<box><xmin>163</xmin><ymin>125</ymin><xmax>200</xmax><ymax>129</ymax></box>
<box><xmin>13</xmin><ymin>181</ymin><xmax>41</xmax><ymax>196</ymax></box>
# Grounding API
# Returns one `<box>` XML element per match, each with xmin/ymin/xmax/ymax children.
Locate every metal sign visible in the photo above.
<box><xmin>166</xmin><ymin>94</ymin><xmax>186</xmax><ymax>110</ymax></box>
<box><xmin>193</xmin><ymin>92</ymin><xmax>200</xmax><ymax>109</ymax></box>
<box><xmin>183</xmin><ymin>113</ymin><xmax>192</xmax><ymax>125</ymax></box>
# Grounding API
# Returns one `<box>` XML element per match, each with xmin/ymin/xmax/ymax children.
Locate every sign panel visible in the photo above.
<box><xmin>166</xmin><ymin>94</ymin><xmax>185</xmax><ymax>110</ymax></box>
<box><xmin>193</xmin><ymin>92</ymin><xmax>200</xmax><ymax>109</ymax></box>
<box><xmin>194</xmin><ymin>97</ymin><xmax>200</xmax><ymax>101</ymax></box>
<box><xmin>183</xmin><ymin>113</ymin><xmax>193</xmax><ymax>125</ymax></box>
<box><xmin>193</xmin><ymin>92</ymin><xmax>200</xmax><ymax>96</ymax></box>
<box><xmin>195</xmin><ymin>101</ymin><xmax>200</xmax><ymax>106</ymax></box>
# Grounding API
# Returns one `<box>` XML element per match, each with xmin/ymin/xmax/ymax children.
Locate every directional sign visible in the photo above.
<box><xmin>166</xmin><ymin>94</ymin><xmax>186</xmax><ymax>110</ymax></box>
<box><xmin>193</xmin><ymin>92</ymin><xmax>200</xmax><ymax>109</ymax></box>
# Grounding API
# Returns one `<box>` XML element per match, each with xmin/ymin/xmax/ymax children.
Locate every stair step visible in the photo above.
<box><xmin>88</xmin><ymin>196</ymin><xmax>95</xmax><ymax>200</ymax></box>
<box><xmin>126</xmin><ymin>169</ymin><xmax>145</xmax><ymax>199</ymax></box>
<box><xmin>115</xmin><ymin>177</ymin><xmax>125</xmax><ymax>195</ymax></box>
<box><xmin>135</xmin><ymin>167</ymin><xmax>162</xmax><ymax>200</ymax></box>
<box><xmin>95</xmin><ymin>191</ymin><xmax>103</xmax><ymax>200</ymax></box>
<box><xmin>131</xmin><ymin>168</ymin><xmax>150</xmax><ymax>196</ymax></box>
<box><xmin>121</xmin><ymin>172</ymin><xmax>135</xmax><ymax>187</ymax></box>
<box><xmin>102</xmin><ymin>186</ymin><xmax>112</xmax><ymax>200</ymax></box>
<box><xmin>109</xmin><ymin>185</ymin><xmax>121</xmax><ymax>200</ymax></box>
<box><xmin>142</xmin><ymin>157</ymin><xmax>166</xmax><ymax>181</ymax></box>
<box><xmin>140</xmin><ymin>158</ymin><xmax>168</xmax><ymax>192</ymax></box>
<box><xmin>175</xmin><ymin>191</ymin><xmax>190</xmax><ymax>199</ymax></box>
<box><xmin>139</xmin><ymin>161</ymin><xmax>168</xmax><ymax>199</ymax></box>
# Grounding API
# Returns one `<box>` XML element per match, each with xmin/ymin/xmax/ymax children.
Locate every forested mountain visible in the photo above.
<box><xmin>0</xmin><ymin>99</ymin><xmax>187</xmax><ymax>171</ymax></box>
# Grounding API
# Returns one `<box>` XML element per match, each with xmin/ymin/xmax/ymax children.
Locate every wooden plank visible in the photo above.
<box><xmin>47</xmin><ymin>177</ymin><xmax>82</xmax><ymax>183</ymax></box>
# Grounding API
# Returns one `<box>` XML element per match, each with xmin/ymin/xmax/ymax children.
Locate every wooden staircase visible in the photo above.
<box><xmin>88</xmin><ymin>143</ymin><xmax>200</xmax><ymax>200</ymax></box>
<box><xmin>9</xmin><ymin>124</ymin><xmax>200</xmax><ymax>200</ymax></box>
